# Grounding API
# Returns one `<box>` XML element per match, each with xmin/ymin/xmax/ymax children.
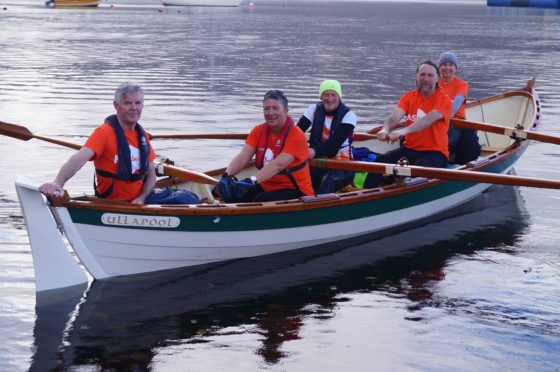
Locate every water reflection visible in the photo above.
<box><xmin>30</xmin><ymin>185</ymin><xmax>528</xmax><ymax>371</ymax></box>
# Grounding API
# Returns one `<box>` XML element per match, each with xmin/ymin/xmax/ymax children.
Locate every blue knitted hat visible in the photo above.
<box><xmin>438</xmin><ymin>52</ymin><xmax>459</xmax><ymax>68</ymax></box>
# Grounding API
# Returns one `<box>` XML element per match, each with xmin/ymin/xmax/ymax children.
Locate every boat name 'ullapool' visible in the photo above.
<box><xmin>101</xmin><ymin>213</ymin><xmax>180</xmax><ymax>228</ymax></box>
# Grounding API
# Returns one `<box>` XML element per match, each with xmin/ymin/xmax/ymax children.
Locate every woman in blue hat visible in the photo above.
<box><xmin>438</xmin><ymin>52</ymin><xmax>480</xmax><ymax>164</ymax></box>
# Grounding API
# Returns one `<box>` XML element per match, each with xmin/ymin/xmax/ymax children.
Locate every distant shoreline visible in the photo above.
<box><xmin>0</xmin><ymin>0</ymin><xmax>487</xmax><ymax>7</ymax></box>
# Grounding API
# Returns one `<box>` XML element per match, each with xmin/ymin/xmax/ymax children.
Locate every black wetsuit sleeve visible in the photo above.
<box><xmin>296</xmin><ymin>115</ymin><xmax>312</xmax><ymax>133</ymax></box>
<box><xmin>313</xmin><ymin>123</ymin><xmax>354</xmax><ymax>158</ymax></box>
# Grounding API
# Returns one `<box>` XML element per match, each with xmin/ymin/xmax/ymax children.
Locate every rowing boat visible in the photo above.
<box><xmin>15</xmin><ymin>79</ymin><xmax>542</xmax><ymax>292</ymax></box>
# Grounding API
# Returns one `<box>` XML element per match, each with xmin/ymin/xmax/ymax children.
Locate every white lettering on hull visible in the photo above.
<box><xmin>101</xmin><ymin>213</ymin><xmax>180</xmax><ymax>228</ymax></box>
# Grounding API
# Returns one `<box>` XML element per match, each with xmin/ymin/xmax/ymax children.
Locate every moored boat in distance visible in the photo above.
<box><xmin>45</xmin><ymin>0</ymin><xmax>101</xmax><ymax>7</ymax></box>
<box><xmin>101</xmin><ymin>0</ymin><xmax>162</xmax><ymax>5</ymax></box>
<box><xmin>163</xmin><ymin>0</ymin><xmax>242</xmax><ymax>6</ymax></box>
<box><xmin>14</xmin><ymin>79</ymin><xmax>547</xmax><ymax>292</ymax></box>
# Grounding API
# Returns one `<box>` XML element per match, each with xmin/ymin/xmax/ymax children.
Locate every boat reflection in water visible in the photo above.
<box><xmin>30</xmin><ymin>184</ymin><xmax>528</xmax><ymax>371</ymax></box>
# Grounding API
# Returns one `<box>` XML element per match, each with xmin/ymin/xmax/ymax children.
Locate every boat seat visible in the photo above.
<box><xmin>480</xmin><ymin>145</ymin><xmax>502</xmax><ymax>152</ymax></box>
<box><xmin>181</xmin><ymin>183</ymin><xmax>214</xmax><ymax>203</ymax></box>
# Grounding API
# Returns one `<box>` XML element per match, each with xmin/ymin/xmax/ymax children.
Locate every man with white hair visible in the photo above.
<box><xmin>40</xmin><ymin>82</ymin><xmax>199</xmax><ymax>204</ymax></box>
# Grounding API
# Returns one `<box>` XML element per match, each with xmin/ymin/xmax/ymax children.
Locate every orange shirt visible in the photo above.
<box><xmin>438</xmin><ymin>76</ymin><xmax>468</xmax><ymax>119</ymax></box>
<box><xmin>84</xmin><ymin>122</ymin><xmax>156</xmax><ymax>201</ymax></box>
<box><xmin>246</xmin><ymin>123</ymin><xmax>314</xmax><ymax>196</ymax></box>
<box><xmin>397</xmin><ymin>89</ymin><xmax>452</xmax><ymax>159</ymax></box>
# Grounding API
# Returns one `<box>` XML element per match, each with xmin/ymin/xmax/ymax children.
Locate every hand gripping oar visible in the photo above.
<box><xmin>451</xmin><ymin>118</ymin><xmax>560</xmax><ymax>145</ymax></box>
<box><xmin>0</xmin><ymin>120</ymin><xmax>218</xmax><ymax>185</ymax></box>
<box><xmin>310</xmin><ymin>158</ymin><xmax>560</xmax><ymax>190</ymax></box>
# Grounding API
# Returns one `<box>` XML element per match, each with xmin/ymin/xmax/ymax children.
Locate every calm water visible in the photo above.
<box><xmin>1</xmin><ymin>1</ymin><xmax>559</xmax><ymax>371</ymax></box>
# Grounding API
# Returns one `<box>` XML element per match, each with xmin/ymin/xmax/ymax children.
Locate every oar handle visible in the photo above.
<box><xmin>366</xmin><ymin>125</ymin><xmax>384</xmax><ymax>134</ymax></box>
<box><xmin>354</xmin><ymin>133</ymin><xmax>378</xmax><ymax>141</ymax></box>
<box><xmin>158</xmin><ymin>163</ymin><xmax>218</xmax><ymax>185</ymax></box>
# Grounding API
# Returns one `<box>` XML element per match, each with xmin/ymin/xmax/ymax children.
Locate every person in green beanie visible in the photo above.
<box><xmin>297</xmin><ymin>79</ymin><xmax>358</xmax><ymax>194</ymax></box>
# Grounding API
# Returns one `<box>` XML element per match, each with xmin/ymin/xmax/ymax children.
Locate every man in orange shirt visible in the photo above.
<box><xmin>438</xmin><ymin>51</ymin><xmax>480</xmax><ymax>164</ymax></box>
<box><xmin>39</xmin><ymin>83</ymin><xmax>199</xmax><ymax>204</ymax></box>
<box><xmin>219</xmin><ymin>90</ymin><xmax>314</xmax><ymax>203</ymax></box>
<box><xmin>364</xmin><ymin>61</ymin><xmax>452</xmax><ymax>188</ymax></box>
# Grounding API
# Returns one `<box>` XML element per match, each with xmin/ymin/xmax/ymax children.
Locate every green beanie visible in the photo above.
<box><xmin>319</xmin><ymin>80</ymin><xmax>342</xmax><ymax>99</ymax></box>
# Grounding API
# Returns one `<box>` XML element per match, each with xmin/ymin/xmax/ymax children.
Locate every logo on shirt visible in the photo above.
<box><xmin>263</xmin><ymin>148</ymin><xmax>274</xmax><ymax>166</ymax></box>
<box><xmin>404</xmin><ymin>108</ymin><xmax>427</xmax><ymax>123</ymax></box>
<box><xmin>113</xmin><ymin>145</ymin><xmax>141</xmax><ymax>173</ymax></box>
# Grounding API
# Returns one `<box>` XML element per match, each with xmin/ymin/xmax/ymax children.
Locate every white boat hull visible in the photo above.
<box><xmin>19</xmin><ymin>175</ymin><xmax>494</xmax><ymax>282</ymax></box>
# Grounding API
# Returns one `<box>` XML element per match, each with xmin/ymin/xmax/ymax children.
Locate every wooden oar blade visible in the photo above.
<box><xmin>310</xmin><ymin>158</ymin><xmax>560</xmax><ymax>190</ymax></box>
<box><xmin>0</xmin><ymin>120</ymin><xmax>34</xmax><ymax>141</ymax></box>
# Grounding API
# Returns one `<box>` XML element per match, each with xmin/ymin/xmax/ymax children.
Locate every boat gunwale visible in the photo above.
<box><xmin>49</xmin><ymin>142</ymin><xmax>526</xmax><ymax>216</ymax></box>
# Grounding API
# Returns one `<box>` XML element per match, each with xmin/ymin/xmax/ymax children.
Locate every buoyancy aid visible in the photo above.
<box><xmin>254</xmin><ymin>116</ymin><xmax>307</xmax><ymax>192</ymax></box>
<box><xmin>94</xmin><ymin>114</ymin><xmax>151</xmax><ymax>198</ymax></box>
<box><xmin>309</xmin><ymin>101</ymin><xmax>350</xmax><ymax>149</ymax></box>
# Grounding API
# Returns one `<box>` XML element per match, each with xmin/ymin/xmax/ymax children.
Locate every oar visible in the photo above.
<box><xmin>150</xmin><ymin>133</ymin><xmax>249</xmax><ymax>140</ymax></box>
<box><xmin>150</xmin><ymin>132</ymin><xmax>378</xmax><ymax>141</ymax></box>
<box><xmin>366</xmin><ymin>125</ymin><xmax>384</xmax><ymax>134</ymax></box>
<box><xmin>156</xmin><ymin>163</ymin><xmax>217</xmax><ymax>185</ymax></box>
<box><xmin>0</xmin><ymin>120</ymin><xmax>83</xmax><ymax>150</ymax></box>
<box><xmin>310</xmin><ymin>158</ymin><xmax>560</xmax><ymax>189</ymax></box>
<box><xmin>0</xmin><ymin>120</ymin><xmax>218</xmax><ymax>185</ymax></box>
<box><xmin>451</xmin><ymin>118</ymin><xmax>560</xmax><ymax>145</ymax></box>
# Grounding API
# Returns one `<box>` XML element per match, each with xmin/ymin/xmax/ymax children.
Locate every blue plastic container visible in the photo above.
<box><xmin>487</xmin><ymin>0</ymin><xmax>560</xmax><ymax>7</ymax></box>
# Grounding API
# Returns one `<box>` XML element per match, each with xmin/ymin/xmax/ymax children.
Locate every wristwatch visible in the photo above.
<box><xmin>250</xmin><ymin>175</ymin><xmax>258</xmax><ymax>185</ymax></box>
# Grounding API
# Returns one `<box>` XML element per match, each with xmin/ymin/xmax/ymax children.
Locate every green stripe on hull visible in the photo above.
<box><xmin>67</xmin><ymin>155</ymin><xmax>520</xmax><ymax>232</ymax></box>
